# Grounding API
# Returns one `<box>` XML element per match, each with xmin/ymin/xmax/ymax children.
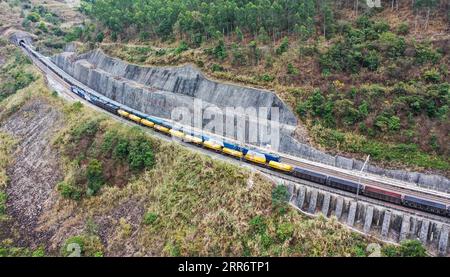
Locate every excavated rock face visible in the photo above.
<box><xmin>51</xmin><ymin>49</ymin><xmax>450</xmax><ymax>192</ymax></box>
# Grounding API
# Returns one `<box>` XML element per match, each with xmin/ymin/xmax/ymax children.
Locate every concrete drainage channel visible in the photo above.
<box><xmin>268</xmin><ymin>176</ymin><xmax>450</xmax><ymax>256</ymax></box>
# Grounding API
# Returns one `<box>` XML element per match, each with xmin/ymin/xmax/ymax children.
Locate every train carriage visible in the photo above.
<box><xmin>169</xmin><ymin>129</ymin><xmax>185</xmax><ymax>139</ymax></box>
<box><xmin>327</xmin><ymin>177</ymin><xmax>362</xmax><ymax>194</ymax></box>
<box><xmin>203</xmin><ymin>140</ymin><xmax>223</xmax><ymax>151</ymax></box>
<box><xmin>183</xmin><ymin>134</ymin><xmax>203</xmax><ymax>145</ymax></box>
<box><xmin>140</xmin><ymin>118</ymin><xmax>155</xmax><ymax>128</ymax></box>
<box><xmin>223</xmin><ymin>141</ymin><xmax>240</xmax><ymax>151</ymax></box>
<box><xmin>71</xmin><ymin>86</ymin><xmax>85</xmax><ymax>98</ymax></box>
<box><xmin>118</xmin><ymin>110</ymin><xmax>130</xmax><ymax>118</ymax></box>
<box><xmin>128</xmin><ymin>113</ymin><xmax>142</xmax><ymax>123</ymax></box>
<box><xmin>148</xmin><ymin>117</ymin><xmax>163</xmax><ymax>125</ymax></box>
<box><xmin>153</xmin><ymin>124</ymin><xmax>171</xmax><ymax>134</ymax></box>
<box><xmin>268</xmin><ymin>161</ymin><xmax>293</xmax><ymax>173</ymax></box>
<box><xmin>222</xmin><ymin>147</ymin><xmax>243</xmax><ymax>159</ymax></box>
<box><xmin>403</xmin><ymin>195</ymin><xmax>447</xmax><ymax>215</ymax></box>
<box><xmin>263</xmin><ymin>152</ymin><xmax>281</xmax><ymax>163</ymax></box>
<box><xmin>244</xmin><ymin>150</ymin><xmax>266</xmax><ymax>165</ymax></box>
<box><xmin>291</xmin><ymin>167</ymin><xmax>328</xmax><ymax>185</ymax></box>
<box><xmin>363</xmin><ymin>186</ymin><xmax>402</xmax><ymax>205</ymax></box>
<box><xmin>91</xmin><ymin>97</ymin><xmax>118</xmax><ymax>114</ymax></box>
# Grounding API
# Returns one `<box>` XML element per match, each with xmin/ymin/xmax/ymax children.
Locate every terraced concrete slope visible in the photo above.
<box><xmin>53</xmin><ymin>49</ymin><xmax>297</xmax><ymax>126</ymax></box>
<box><xmin>51</xmin><ymin>49</ymin><xmax>450</xmax><ymax>191</ymax></box>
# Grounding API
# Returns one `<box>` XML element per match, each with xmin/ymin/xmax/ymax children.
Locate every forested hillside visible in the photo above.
<box><xmin>16</xmin><ymin>0</ymin><xmax>450</xmax><ymax>174</ymax></box>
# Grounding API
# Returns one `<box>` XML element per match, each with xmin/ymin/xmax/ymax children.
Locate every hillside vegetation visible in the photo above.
<box><xmin>45</xmin><ymin>0</ymin><xmax>449</xmax><ymax>175</ymax></box>
<box><xmin>0</xmin><ymin>44</ymin><xmax>429</xmax><ymax>257</ymax></box>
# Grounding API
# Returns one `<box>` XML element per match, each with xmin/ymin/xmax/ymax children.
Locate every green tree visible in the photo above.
<box><xmin>257</xmin><ymin>27</ymin><xmax>269</xmax><ymax>44</ymax></box>
<box><xmin>276</xmin><ymin>36</ymin><xmax>289</xmax><ymax>55</ymax></box>
<box><xmin>235</xmin><ymin>26</ymin><xmax>243</xmax><ymax>42</ymax></box>
<box><xmin>213</xmin><ymin>39</ymin><xmax>227</xmax><ymax>60</ymax></box>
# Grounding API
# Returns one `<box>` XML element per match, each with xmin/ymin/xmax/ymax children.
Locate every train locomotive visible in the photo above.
<box><xmin>19</xmin><ymin>40</ymin><xmax>450</xmax><ymax>218</ymax></box>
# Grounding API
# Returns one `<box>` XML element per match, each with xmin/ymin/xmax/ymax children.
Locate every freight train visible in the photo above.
<box><xmin>19</xmin><ymin>40</ymin><xmax>450</xmax><ymax>218</ymax></box>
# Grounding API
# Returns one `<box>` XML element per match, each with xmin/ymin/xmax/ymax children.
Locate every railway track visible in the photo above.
<box><xmin>18</xmin><ymin>41</ymin><xmax>450</xmax><ymax>218</ymax></box>
<box><xmin>283</xmin><ymin>158</ymin><xmax>450</xmax><ymax>205</ymax></box>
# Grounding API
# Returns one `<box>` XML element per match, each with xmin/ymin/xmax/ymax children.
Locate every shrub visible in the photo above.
<box><xmin>415</xmin><ymin>43</ymin><xmax>441</xmax><ymax>64</ymax></box>
<box><xmin>110</xmin><ymin>131</ymin><xmax>155</xmax><ymax>170</ymax></box>
<box><xmin>143</xmin><ymin>212</ymin><xmax>158</xmax><ymax>225</ymax></box>
<box><xmin>113</xmin><ymin>138</ymin><xmax>129</xmax><ymax>159</ymax></box>
<box><xmin>101</xmin><ymin>130</ymin><xmax>118</xmax><ymax>154</ymax></box>
<box><xmin>155</xmin><ymin>49</ymin><xmax>166</xmax><ymax>56</ymax></box>
<box><xmin>378</xmin><ymin>32</ymin><xmax>406</xmax><ymax>58</ymax></box>
<box><xmin>333</xmin><ymin>99</ymin><xmax>361</xmax><ymax>126</ymax></box>
<box><xmin>260</xmin><ymin>232</ymin><xmax>272</xmax><ymax>250</ymax></box>
<box><xmin>64</xmin><ymin>26</ymin><xmax>83</xmax><ymax>43</ymax></box>
<box><xmin>174</xmin><ymin>41</ymin><xmax>189</xmax><ymax>54</ymax></box>
<box><xmin>127</xmin><ymin>136</ymin><xmax>154</xmax><ymax>170</ymax></box>
<box><xmin>37</xmin><ymin>21</ymin><xmax>48</xmax><ymax>32</ymax></box>
<box><xmin>22</xmin><ymin>18</ymin><xmax>31</xmax><ymax>28</ymax></box>
<box><xmin>231</xmin><ymin>44</ymin><xmax>246</xmax><ymax>66</ymax></box>
<box><xmin>276</xmin><ymin>222</ymin><xmax>294</xmax><ymax>242</ymax></box>
<box><xmin>31</xmin><ymin>247</ymin><xmax>45</xmax><ymax>257</ymax></box>
<box><xmin>287</xmin><ymin>63</ymin><xmax>299</xmax><ymax>75</ymax></box>
<box><xmin>57</xmin><ymin>181</ymin><xmax>82</xmax><ymax>200</ymax></box>
<box><xmin>271</xmin><ymin>185</ymin><xmax>289</xmax><ymax>211</ymax></box>
<box><xmin>26</xmin><ymin>12</ymin><xmax>40</xmax><ymax>22</ymax></box>
<box><xmin>397</xmin><ymin>23</ymin><xmax>409</xmax><ymax>35</ymax></box>
<box><xmin>276</xmin><ymin>37</ymin><xmax>289</xmax><ymax>55</ymax></box>
<box><xmin>65</xmin><ymin>101</ymin><xmax>83</xmax><ymax>114</ymax></box>
<box><xmin>213</xmin><ymin>39</ymin><xmax>227</xmax><ymax>60</ymax></box>
<box><xmin>423</xmin><ymin>69</ymin><xmax>441</xmax><ymax>83</ymax></box>
<box><xmin>211</xmin><ymin>64</ymin><xmax>224</xmax><ymax>72</ymax></box>
<box><xmin>373</xmin><ymin>21</ymin><xmax>390</xmax><ymax>33</ymax></box>
<box><xmin>249</xmin><ymin>215</ymin><xmax>266</xmax><ymax>235</ymax></box>
<box><xmin>71</xmin><ymin>119</ymin><xmax>99</xmax><ymax>141</ymax></box>
<box><xmin>96</xmin><ymin>32</ymin><xmax>104</xmax><ymax>43</ymax></box>
<box><xmin>93</xmin><ymin>251</ymin><xmax>103</xmax><ymax>257</ymax></box>
<box><xmin>319</xmin><ymin>40</ymin><xmax>362</xmax><ymax>73</ymax></box>
<box><xmin>86</xmin><ymin>159</ymin><xmax>104</xmax><ymax>195</ymax></box>
<box><xmin>362</xmin><ymin>50</ymin><xmax>381</xmax><ymax>71</ymax></box>
<box><xmin>382</xmin><ymin>240</ymin><xmax>427</xmax><ymax>257</ymax></box>
<box><xmin>428</xmin><ymin>134</ymin><xmax>440</xmax><ymax>152</ymax></box>
<box><xmin>0</xmin><ymin>192</ymin><xmax>6</xmax><ymax>215</ymax></box>
<box><xmin>299</xmin><ymin>44</ymin><xmax>317</xmax><ymax>57</ymax></box>
<box><xmin>374</xmin><ymin>114</ymin><xmax>401</xmax><ymax>133</ymax></box>
<box><xmin>356</xmin><ymin>16</ymin><xmax>372</xmax><ymax>29</ymax></box>
<box><xmin>256</xmin><ymin>74</ymin><xmax>275</xmax><ymax>82</ymax></box>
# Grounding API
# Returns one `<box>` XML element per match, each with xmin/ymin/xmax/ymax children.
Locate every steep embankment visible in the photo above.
<box><xmin>0</xmin><ymin>45</ymin><xmax>387</xmax><ymax>257</ymax></box>
<box><xmin>51</xmin><ymin>49</ymin><xmax>450</xmax><ymax>192</ymax></box>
